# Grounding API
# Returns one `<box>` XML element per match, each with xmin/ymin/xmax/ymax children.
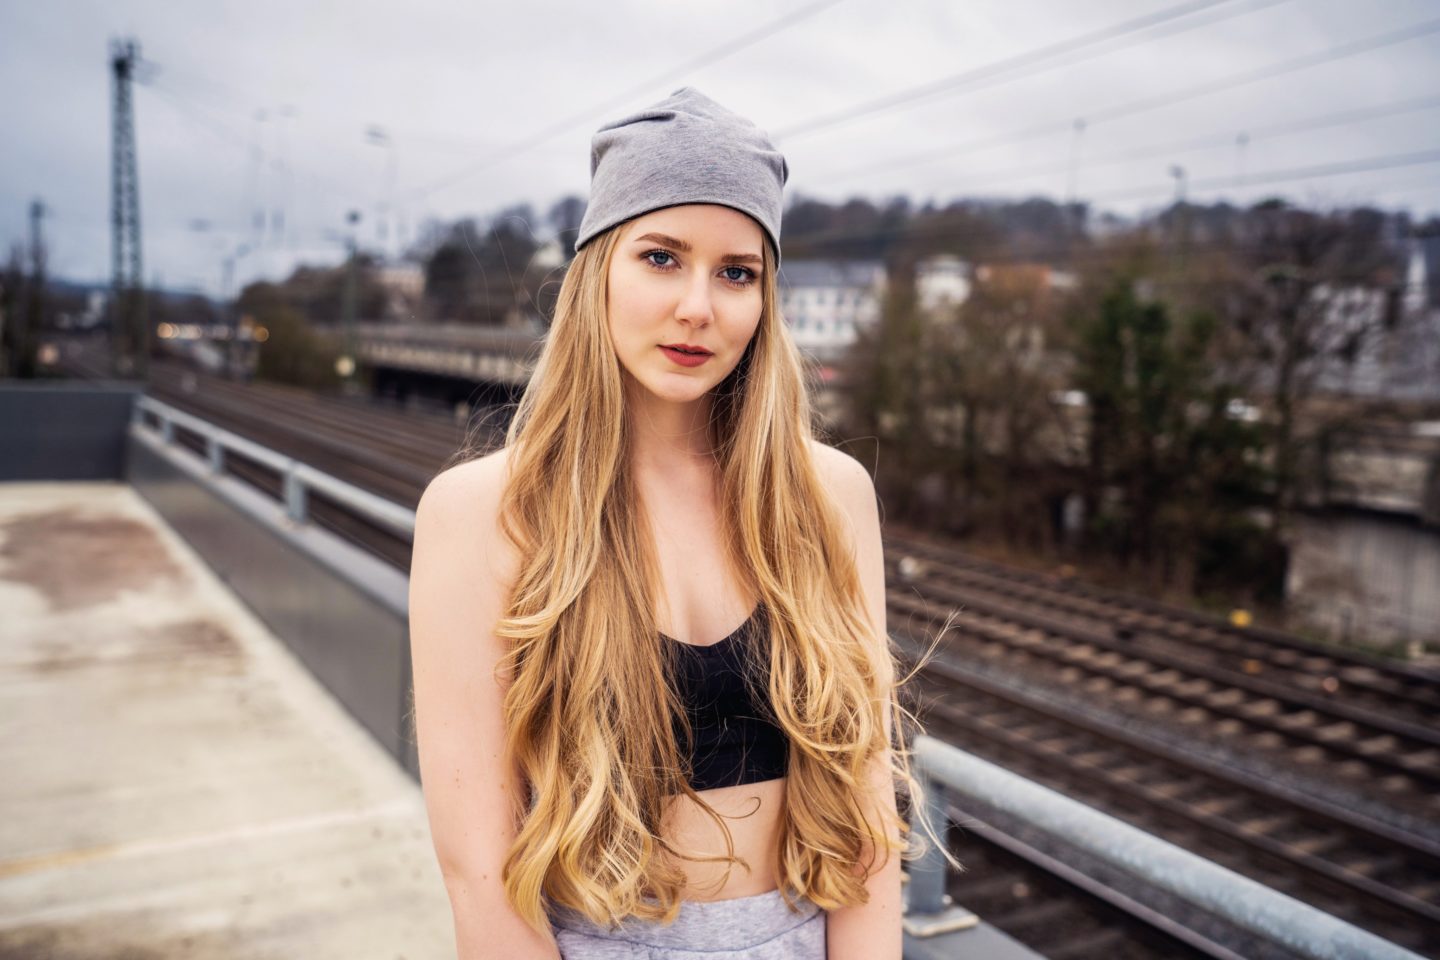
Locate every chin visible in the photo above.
<box><xmin>648</xmin><ymin>378</ymin><xmax>712</xmax><ymax>404</ymax></box>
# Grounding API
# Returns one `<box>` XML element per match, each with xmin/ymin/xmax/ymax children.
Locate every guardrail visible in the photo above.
<box><xmin>903</xmin><ymin>734</ymin><xmax>1424</xmax><ymax>960</ymax></box>
<box><xmin>133</xmin><ymin>394</ymin><xmax>415</xmax><ymax>539</ymax></box>
<box><xmin>131</xmin><ymin>393</ymin><xmax>1426</xmax><ymax>959</ymax></box>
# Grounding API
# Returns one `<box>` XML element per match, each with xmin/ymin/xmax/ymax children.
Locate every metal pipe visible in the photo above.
<box><xmin>134</xmin><ymin>396</ymin><xmax>414</xmax><ymax>537</ymax></box>
<box><xmin>912</xmin><ymin>735</ymin><xmax>1424</xmax><ymax>960</ymax></box>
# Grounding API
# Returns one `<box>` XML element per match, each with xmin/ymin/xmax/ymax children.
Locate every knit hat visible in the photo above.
<box><xmin>574</xmin><ymin>87</ymin><xmax>789</xmax><ymax>263</ymax></box>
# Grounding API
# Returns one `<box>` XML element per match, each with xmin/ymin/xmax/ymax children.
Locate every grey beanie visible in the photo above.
<box><xmin>574</xmin><ymin>86</ymin><xmax>789</xmax><ymax>263</ymax></box>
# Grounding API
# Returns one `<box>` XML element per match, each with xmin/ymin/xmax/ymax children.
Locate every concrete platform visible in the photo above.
<box><xmin>0</xmin><ymin>482</ymin><xmax>455</xmax><ymax>959</ymax></box>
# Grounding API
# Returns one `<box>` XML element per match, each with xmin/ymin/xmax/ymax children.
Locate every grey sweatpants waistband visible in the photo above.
<box><xmin>548</xmin><ymin>887</ymin><xmax>825</xmax><ymax>959</ymax></box>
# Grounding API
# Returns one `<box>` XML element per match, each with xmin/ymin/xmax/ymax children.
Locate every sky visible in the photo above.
<box><xmin>2</xmin><ymin>0</ymin><xmax>1438</xmax><ymax>299</ymax></box>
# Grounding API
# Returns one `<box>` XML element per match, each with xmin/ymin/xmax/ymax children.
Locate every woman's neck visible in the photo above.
<box><xmin>625</xmin><ymin>378</ymin><xmax>718</xmax><ymax>476</ymax></box>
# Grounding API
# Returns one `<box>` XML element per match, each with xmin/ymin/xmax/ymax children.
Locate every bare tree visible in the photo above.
<box><xmin>1222</xmin><ymin>202</ymin><xmax>1403</xmax><ymax>529</ymax></box>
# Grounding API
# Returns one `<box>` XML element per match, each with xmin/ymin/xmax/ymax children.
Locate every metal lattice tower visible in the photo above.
<box><xmin>110</xmin><ymin>37</ymin><xmax>147</xmax><ymax>378</ymax></box>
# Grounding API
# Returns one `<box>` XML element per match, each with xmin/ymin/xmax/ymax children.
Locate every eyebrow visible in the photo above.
<box><xmin>632</xmin><ymin>232</ymin><xmax>764</xmax><ymax>266</ymax></box>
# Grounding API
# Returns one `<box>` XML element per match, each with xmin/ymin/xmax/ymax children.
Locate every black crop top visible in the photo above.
<box><xmin>663</xmin><ymin>603</ymin><xmax>789</xmax><ymax>791</ymax></box>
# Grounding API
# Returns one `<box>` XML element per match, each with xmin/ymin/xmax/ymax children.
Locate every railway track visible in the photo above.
<box><xmin>881</xmin><ymin>542</ymin><xmax>1440</xmax><ymax>823</ymax></box>
<box><xmin>114</xmin><ymin>364</ymin><xmax>1439</xmax><ymax>958</ymax></box>
<box><xmin>886</xmin><ymin>527</ymin><xmax>1440</xmax><ymax>725</ymax></box>
<box><xmin>897</xmin><ymin>630</ymin><xmax>1440</xmax><ymax>957</ymax></box>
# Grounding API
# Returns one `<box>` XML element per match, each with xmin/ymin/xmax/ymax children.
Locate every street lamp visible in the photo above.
<box><xmin>365</xmin><ymin>125</ymin><xmax>398</xmax><ymax>261</ymax></box>
<box><xmin>223</xmin><ymin>242</ymin><xmax>253</xmax><ymax>378</ymax></box>
<box><xmin>340</xmin><ymin>210</ymin><xmax>361</xmax><ymax>387</ymax></box>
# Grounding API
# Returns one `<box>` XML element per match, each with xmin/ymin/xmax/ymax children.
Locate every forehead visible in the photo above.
<box><xmin>622</xmin><ymin>204</ymin><xmax>764</xmax><ymax>254</ymax></box>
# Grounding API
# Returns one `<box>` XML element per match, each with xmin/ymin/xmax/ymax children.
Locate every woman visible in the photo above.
<box><xmin>409</xmin><ymin>87</ymin><xmax>943</xmax><ymax>960</ymax></box>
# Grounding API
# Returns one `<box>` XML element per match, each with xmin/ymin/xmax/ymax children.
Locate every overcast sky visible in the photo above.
<box><xmin>2</xmin><ymin>0</ymin><xmax>1437</xmax><ymax>299</ymax></box>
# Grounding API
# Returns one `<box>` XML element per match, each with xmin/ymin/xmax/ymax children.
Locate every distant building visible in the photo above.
<box><xmin>916</xmin><ymin>254</ymin><xmax>971</xmax><ymax>314</ymax></box>
<box><xmin>972</xmin><ymin>261</ymin><xmax>1077</xmax><ymax>293</ymax></box>
<box><xmin>376</xmin><ymin>262</ymin><xmax>425</xmax><ymax>322</ymax></box>
<box><xmin>1308</xmin><ymin>242</ymin><xmax>1440</xmax><ymax>402</ymax></box>
<box><xmin>778</xmin><ymin>259</ymin><xmax>886</xmax><ymax>360</ymax></box>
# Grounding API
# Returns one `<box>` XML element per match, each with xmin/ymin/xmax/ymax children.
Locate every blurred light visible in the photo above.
<box><xmin>38</xmin><ymin>343</ymin><xmax>59</xmax><ymax>366</ymax></box>
<box><xmin>253</xmin><ymin>326</ymin><xmax>269</xmax><ymax>343</ymax></box>
<box><xmin>1230</xmin><ymin>609</ymin><xmax>1253</xmax><ymax>628</ymax></box>
<box><xmin>1225</xmin><ymin>398</ymin><xmax>1261</xmax><ymax>422</ymax></box>
<box><xmin>157</xmin><ymin>322</ymin><xmax>175</xmax><ymax>339</ymax></box>
<box><xmin>335</xmin><ymin>355</ymin><xmax>355</xmax><ymax>377</ymax></box>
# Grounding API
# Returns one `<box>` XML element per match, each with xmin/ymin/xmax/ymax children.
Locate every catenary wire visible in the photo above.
<box><xmin>771</xmin><ymin>0</ymin><xmax>1289</xmax><ymax>140</ymax></box>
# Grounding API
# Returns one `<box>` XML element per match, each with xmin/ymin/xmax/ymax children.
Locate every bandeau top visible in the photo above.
<box><xmin>663</xmin><ymin>603</ymin><xmax>789</xmax><ymax>791</ymax></box>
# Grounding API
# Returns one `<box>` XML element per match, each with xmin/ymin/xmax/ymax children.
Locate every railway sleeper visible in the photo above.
<box><xmin>1339</xmin><ymin>851</ymin><xmax>1404</xmax><ymax>878</ymax></box>
<box><xmin>1285</xmin><ymin>832</ymin><xmax>1347</xmax><ymax>858</ymax></box>
<box><xmin>1236</xmin><ymin>812</ymin><xmax>1296</xmax><ymax>836</ymax></box>
<box><xmin>1310</xmin><ymin>721</ymin><xmax>1358</xmax><ymax>741</ymax></box>
<box><xmin>988</xmin><ymin>896</ymin><xmax>1073</xmax><ymax>929</ymax></box>
<box><xmin>1188</xmin><ymin>793</ymin><xmax>1246</xmax><ymax>817</ymax></box>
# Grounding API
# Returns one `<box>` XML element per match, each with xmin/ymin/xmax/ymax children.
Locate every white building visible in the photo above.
<box><xmin>916</xmin><ymin>254</ymin><xmax>971</xmax><ymax>314</ymax></box>
<box><xmin>376</xmin><ymin>261</ymin><xmax>425</xmax><ymax>322</ymax></box>
<box><xmin>778</xmin><ymin>260</ymin><xmax>886</xmax><ymax>360</ymax></box>
<box><xmin>1283</xmin><ymin>241</ymin><xmax>1440</xmax><ymax>403</ymax></box>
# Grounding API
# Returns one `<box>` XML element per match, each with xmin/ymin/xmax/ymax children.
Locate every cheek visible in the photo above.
<box><xmin>727</xmin><ymin>300</ymin><xmax>764</xmax><ymax>344</ymax></box>
<box><xmin>608</xmin><ymin>273</ymin><xmax>665</xmax><ymax>331</ymax></box>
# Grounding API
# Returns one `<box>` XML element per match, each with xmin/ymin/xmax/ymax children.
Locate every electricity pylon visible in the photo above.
<box><xmin>110</xmin><ymin>37</ymin><xmax>147</xmax><ymax>378</ymax></box>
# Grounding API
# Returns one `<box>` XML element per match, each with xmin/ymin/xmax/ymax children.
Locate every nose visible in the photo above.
<box><xmin>674</xmin><ymin>270</ymin><xmax>714</xmax><ymax>328</ymax></box>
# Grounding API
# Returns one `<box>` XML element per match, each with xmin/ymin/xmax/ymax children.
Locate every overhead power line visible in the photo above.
<box><xmin>771</xmin><ymin>0</ymin><xmax>1290</xmax><ymax>141</ymax></box>
<box><xmin>1084</xmin><ymin>16</ymin><xmax>1440</xmax><ymax>129</ymax></box>
<box><xmin>1086</xmin><ymin>147</ymin><xmax>1440</xmax><ymax>203</ymax></box>
<box><xmin>820</xmin><ymin>94</ymin><xmax>1440</xmax><ymax>193</ymax></box>
<box><xmin>401</xmin><ymin>0</ymin><xmax>846</xmax><ymax>203</ymax></box>
<box><xmin>145</xmin><ymin>80</ymin><xmax>364</xmax><ymax>208</ymax></box>
<box><xmin>810</xmin><ymin>16</ymin><xmax>1440</xmax><ymax>188</ymax></box>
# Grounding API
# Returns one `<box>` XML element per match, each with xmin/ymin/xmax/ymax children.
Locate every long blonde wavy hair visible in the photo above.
<box><xmin>477</xmin><ymin>217</ymin><xmax>950</xmax><ymax>935</ymax></box>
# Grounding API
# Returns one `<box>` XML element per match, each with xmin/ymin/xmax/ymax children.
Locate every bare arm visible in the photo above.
<box><xmin>817</xmin><ymin>447</ymin><xmax>904</xmax><ymax>960</ymax></box>
<box><xmin>409</xmin><ymin>455</ymin><xmax>561</xmax><ymax>960</ymax></box>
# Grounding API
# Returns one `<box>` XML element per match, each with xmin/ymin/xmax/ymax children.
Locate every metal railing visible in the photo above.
<box><xmin>131</xmin><ymin>393</ymin><xmax>1425</xmax><ymax>959</ymax></box>
<box><xmin>132</xmin><ymin>394</ymin><xmax>415</xmax><ymax>539</ymax></box>
<box><xmin>903</xmin><ymin>734</ymin><xmax>1424</xmax><ymax>959</ymax></box>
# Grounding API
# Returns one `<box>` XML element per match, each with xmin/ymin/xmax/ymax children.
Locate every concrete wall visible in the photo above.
<box><xmin>126</xmin><ymin>423</ymin><xmax>418</xmax><ymax>779</ymax></box>
<box><xmin>0</xmin><ymin>381</ymin><xmax>142</xmax><ymax>480</ymax></box>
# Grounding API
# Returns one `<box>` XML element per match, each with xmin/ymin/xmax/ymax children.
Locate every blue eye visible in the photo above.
<box><xmin>641</xmin><ymin>249</ymin><xmax>757</xmax><ymax>288</ymax></box>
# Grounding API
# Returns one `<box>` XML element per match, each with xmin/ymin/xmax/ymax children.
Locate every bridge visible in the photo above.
<box><xmin>352</xmin><ymin>324</ymin><xmax>1440</xmax><ymax>524</ymax></box>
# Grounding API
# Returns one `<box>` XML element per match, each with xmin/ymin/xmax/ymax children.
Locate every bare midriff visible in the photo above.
<box><xmin>658</xmin><ymin>776</ymin><xmax>788</xmax><ymax>900</ymax></box>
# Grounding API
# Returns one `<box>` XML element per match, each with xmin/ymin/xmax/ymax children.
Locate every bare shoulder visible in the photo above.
<box><xmin>807</xmin><ymin>438</ymin><xmax>878</xmax><ymax>517</ymax></box>
<box><xmin>417</xmin><ymin>446</ymin><xmax>511</xmax><ymax>518</ymax></box>
<box><xmin>413</xmin><ymin>447</ymin><xmax>519</xmax><ymax>587</ymax></box>
<box><xmin>807</xmin><ymin>444</ymin><xmax>890</xmax><ymax>664</ymax></box>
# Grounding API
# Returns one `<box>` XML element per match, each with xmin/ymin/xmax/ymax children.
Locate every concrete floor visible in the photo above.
<box><xmin>0</xmin><ymin>482</ymin><xmax>455</xmax><ymax>959</ymax></box>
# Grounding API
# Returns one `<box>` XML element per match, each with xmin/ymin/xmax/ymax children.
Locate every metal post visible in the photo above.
<box><xmin>206</xmin><ymin>436</ymin><xmax>224</xmax><ymax>474</ymax></box>
<box><xmin>902</xmin><ymin>755</ymin><xmax>979</xmax><ymax>938</ymax></box>
<box><xmin>908</xmin><ymin>772</ymin><xmax>948</xmax><ymax>916</ymax></box>
<box><xmin>284</xmin><ymin>468</ymin><xmax>307</xmax><ymax>524</ymax></box>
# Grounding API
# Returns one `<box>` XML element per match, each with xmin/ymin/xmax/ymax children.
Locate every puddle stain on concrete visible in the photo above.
<box><xmin>0</xmin><ymin>925</ymin><xmax>264</xmax><ymax>960</ymax></box>
<box><xmin>26</xmin><ymin>618</ymin><xmax>246</xmax><ymax>675</ymax></box>
<box><xmin>0</xmin><ymin>509</ymin><xmax>186</xmax><ymax>611</ymax></box>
